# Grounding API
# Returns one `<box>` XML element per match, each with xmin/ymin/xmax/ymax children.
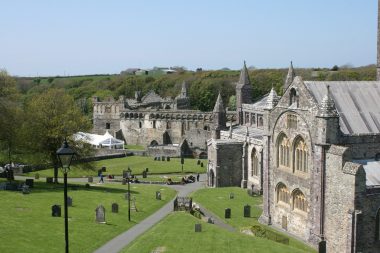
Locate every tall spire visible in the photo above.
<box><xmin>318</xmin><ymin>85</ymin><xmax>338</xmax><ymax>117</ymax></box>
<box><xmin>284</xmin><ymin>61</ymin><xmax>295</xmax><ymax>93</ymax></box>
<box><xmin>266</xmin><ymin>87</ymin><xmax>279</xmax><ymax>109</ymax></box>
<box><xmin>377</xmin><ymin>0</ymin><xmax>380</xmax><ymax>80</ymax></box>
<box><xmin>213</xmin><ymin>92</ymin><xmax>225</xmax><ymax>112</ymax></box>
<box><xmin>238</xmin><ymin>60</ymin><xmax>251</xmax><ymax>86</ymax></box>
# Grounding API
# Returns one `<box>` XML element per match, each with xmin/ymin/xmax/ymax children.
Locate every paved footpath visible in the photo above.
<box><xmin>93</xmin><ymin>174</ymin><xmax>207</xmax><ymax>253</ymax></box>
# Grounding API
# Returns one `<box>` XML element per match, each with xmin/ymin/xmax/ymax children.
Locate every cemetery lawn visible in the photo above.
<box><xmin>191</xmin><ymin>187</ymin><xmax>316</xmax><ymax>253</ymax></box>
<box><xmin>24</xmin><ymin>156</ymin><xmax>207</xmax><ymax>178</ymax></box>
<box><xmin>121</xmin><ymin>212</ymin><xmax>310</xmax><ymax>253</ymax></box>
<box><xmin>0</xmin><ymin>179</ymin><xmax>176</xmax><ymax>253</ymax></box>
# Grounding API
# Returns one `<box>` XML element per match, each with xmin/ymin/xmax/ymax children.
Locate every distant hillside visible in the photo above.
<box><xmin>14</xmin><ymin>65</ymin><xmax>376</xmax><ymax>113</ymax></box>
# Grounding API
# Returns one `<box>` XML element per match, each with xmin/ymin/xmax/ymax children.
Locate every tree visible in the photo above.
<box><xmin>228</xmin><ymin>95</ymin><xmax>237</xmax><ymax>111</ymax></box>
<box><xmin>24</xmin><ymin>89</ymin><xmax>93</xmax><ymax>183</ymax></box>
<box><xmin>0</xmin><ymin>70</ymin><xmax>21</xmax><ymax>165</ymax></box>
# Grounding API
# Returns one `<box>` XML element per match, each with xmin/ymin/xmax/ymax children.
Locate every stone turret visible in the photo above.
<box><xmin>236</xmin><ymin>61</ymin><xmax>253</xmax><ymax>125</ymax></box>
<box><xmin>179</xmin><ymin>81</ymin><xmax>188</xmax><ymax>98</ymax></box>
<box><xmin>212</xmin><ymin>92</ymin><xmax>227</xmax><ymax>139</ymax></box>
<box><xmin>284</xmin><ymin>61</ymin><xmax>295</xmax><ymax>93</ymax></box>
<box><xmin>377</xmin><ymin>0</ymin><xmax>380</xmax><ymax>80</ymax></box>
<box><xmin>135</xmin><ymin>91</ymin><xmax>142</xmax><ymax>103</ymax></box>
<box><xmin>316</xmin><ymin>85</ymin><xmax>340</xmax><ymax>144</ymax></box>
<box><xmin>265</xmin><ymin>88</ymin><xmax>279</xmax><ymax>109</ymax></box>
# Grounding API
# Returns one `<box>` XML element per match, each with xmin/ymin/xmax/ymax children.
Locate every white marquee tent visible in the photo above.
<box><xmin>74</xmin><ymin>131</ymin><xmax>125</xmax><ymax>149</ymax></box>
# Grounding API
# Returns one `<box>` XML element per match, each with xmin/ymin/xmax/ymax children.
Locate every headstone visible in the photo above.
<box><xmin>46</xmin><ymin>177</ymin><xmax>53</xmax><ymax>184</ymax></box>
<box><xmin>88</xmin><ymin>177</ymin><xmax>93</xmax><ymax>183</ymax></box>
<box><xmin>167</xmin><ymin>157</ymin><xmax>170</xmax><ymax>162</ymax></box>
<box><xmin>225</xmin><ymin>208</ymin><xmax>231</xmax><ymax>219</ymax></box>
<box><xmin>229</xmin><ymin>193</ymin><xmax>234</xmax><ymax>199</ymax></box>
<box><xmin>22</xmin><ymin>185</ymin><xmax>30</xmax><ymax>194</ymax></box>
<box><xmin>67</xmin><ymin>196</ymin><xmax>73</xmax><ymax>207</ymax></box>
<box><xmin>244</xmin><ymin>204</ymin><xmax>251</xmax><ymax>217</ymax></box>
<box><xmin>122</xmin><ymin>178</ymin><xmax>127</xmax><ymax>185</ymax></box>
<box><xmin>145</xmin><ymin>167</ymin><xmax>149</xmax><ymax>172</ymax></box>
<box><xmin>142</xmin><ymin>170</ymin><xmax>147</xmax><ymax>178</ymax></box>
<box><xmin>197</xmin><ymin>160</ymin><xmax>200</xmax><ymax>165</ymax></box>
<box><xmin>200</xmin><ymin>162</ymin><xmax>204</xmax><ymax>167</ymax></box>
<box><xmin>125</xmin><ymin>192</ymin><xmax>130</xmax><ymax>200</ymax></box>
<box><xmin>85</xmin><ymin>183</ymin><xmax>90</xmax><ymax>188</ymax></box>
<box><xmin>95</xmin><ymin>205</ymin><xmax>106</xmax><ymax>223</ymax></box>
<box><xmin>156</xmin><ymin>191</ymin><xmax>161</xmax><ymax>200</ymax></box>
<box><xmin>154</xmin><ymin>157</ymin><xmax>157</xmax><ymax>161</ymax></box>
<box><xmin>101</xmin><ymin>166</ymin><xmax>106</xmax><ymax>172</ymax></box>
<box><xmin>34</xmin><ymin>173</ymin><xmax>40</xmax><ymax>180</ymax></box>
<box><xmin>25</xmin><ymin>179</ymin><xmax>34</xmax><ymax>188</ymax></box>
<box><xmin>52</xmin><ymin>205</ymin><xmax>61</xmax><ymax>217</ymax></box>
<box><xmin>112</xmin><ymin>203</ymin><xmax>119</xmax><ymax>213</ymax></box>
<box><xmin>195</xmin><ymin>223</ymin><xmax>202</xmax><ymax>232</ymax></box>
<box><xmin>207</xmin><ymin>217</ymin><xmax>214</xmax><ymax>224</ymax></box>
<box><xmin>161</xmin><ymin>156</ymin><xmax>165</xmax><ymax>161</ymax></box>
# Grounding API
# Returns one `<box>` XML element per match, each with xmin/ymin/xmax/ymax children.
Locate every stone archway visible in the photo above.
<box><xmin>209</xmin><ymin>169</ymin><xmax>215</xmax><ymax>187</ymax></box>
<box><xmin>163</xmin><ymin>131</ymin><xmax>172</xmax><ymax>145</ymax></box>
<box><xmin>150</xmin><ymin>140</ymin><xmax>159</xmax><ymax>147</ymax></box>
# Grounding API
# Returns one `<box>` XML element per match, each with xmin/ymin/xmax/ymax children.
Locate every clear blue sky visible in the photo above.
<box><xmin>0</xmin><ymin>0</ymin><xmax>377</xmax><ymax>76</ymax></box>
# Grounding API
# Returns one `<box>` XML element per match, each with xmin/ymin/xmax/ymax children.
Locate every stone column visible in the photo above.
<box><xmin>259</xmin><ymin>135</ymin><xmax>271</xmax><ymax>224</ymax></box>
<box><xmin>378</xmin><ymin>0</ymin><xmax>380</xmax><ymax>80</ymax></box>
<box><xmin>241</xmin><ymin>142</ymin><xmax>248</xmax><ymax>188</ymax></box>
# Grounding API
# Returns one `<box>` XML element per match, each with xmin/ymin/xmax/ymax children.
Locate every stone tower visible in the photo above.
<box><xmin>284</xmin><ymin>61</ymin><xmax>295</xmax><ymax>93</ymax></box>
<box><xmin>316</xmin><ymin>85</ymin><xmax>340</xmax><ymax>144</ymax></box>
<box><xmin>212</xmin><ymin>92</ymin><xmax>227</xmax><ymax>139</ymax></box>
<box><xmin>236</xmin><ymin>61</ymin><xmax>253</xmax><ymax>125</ymax></box>
<box><xmin>377</xmin><ymin>0</ymin><xmax>380</xmax><ymax>80</ymax></box>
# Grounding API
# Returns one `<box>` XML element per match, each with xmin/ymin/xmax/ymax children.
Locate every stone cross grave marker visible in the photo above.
<box><xmin>95</xmin><ymin>205</ymin><xmax>106</xmax><ymax>223</ymax></box>
<box><xmin>244</xmin><ymin>204</ymin><xmax>251</xmax><ymax>217</ymax></box>
<box><xmin>225</xmin><ymin>208</ymin><xmax>231</xmax><ymax>219</ymax></box>
<box><xmin>67</xmin><ymin>196</ymin><xmax>73</xmax><ymax>207</ymax></box>
<box><xmin>112</xmin><ymin>203</ymin><xmax>119</xmax><ymax>213</ymax></box>
<box><xmin>52</xmin><ymin>205</ymin><xmax>61</xmax><ymax>217</ymax></box>
<box><xmin>195</xmin><ymin>223</ymin><xmax>202</xmax><ymax>232</ymax></box>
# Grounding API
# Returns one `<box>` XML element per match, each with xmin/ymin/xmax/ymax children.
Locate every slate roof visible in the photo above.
<box><xmin>304</xmin><ymin>81</ymin><xmax>380</xmax><ymax>135</ymax></box>
<box><xmin>353</xmin><ymin>159</ymin><xmax>380</xmax><ymax>186</ymax></box>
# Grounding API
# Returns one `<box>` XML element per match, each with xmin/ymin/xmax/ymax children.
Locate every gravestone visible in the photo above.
<box><xmin>229</xmin><ymin>193</ymin><xmax>234</xmax><ymax>199</ymax></box>
<box><xmin>145</xmin><ymin>167</ymin><xmax>149</xmax><ymax>172</ymax></box>
<box><xmin>200</xmin><ymin>162</ymin><xmax>203</xmax><ymax>167</ymax></box>
<box><xmin>195</xmin><ymin>223</ymin><xmax>202</xmax><ymax>232</ymax></box>
<box><xmin>88</xmin><ymin>177</ymin><xmax>93</xmax><ymax>183</ymax></box>
<box><xmin>167</xmin><ymin>157</ymin><xmax>170</xmax><ymax>162</ymax></box>
<box><xmin>156</xmin><ymin>191</ymin><xmax>161</xmax><ymax>200</ymax></box>
<box><xmin>112</xmin><ymin>203</ymin><xmax>118</xmax><ymax>213</ymax></box>
<box><xmin>34</xmin><ymin>173</ymin><xmax>40</xmax><ymax>180</ymax></box>
<box><xmin>95</xmin><ymin>205</ymin><xmax>106</xmax><ymax>223</ymax></box>
<box><xmin>67</xmin><ymin>196</ymin><xmax>73</xmax><ymax>207</ymax></box>
<box><xmin>46</xmin><ymin>177</ymin><xmax>53</xmax><ymax>184</ymax></box>
<box><xmin>85</xmin><ymin>183</ymin><xmax>90</xmax><ymax>188</ymax></box>
<box><xmin>161</xmin><ymin>156</ymin><xmax>165</xmax><ymax>161</ymax></box>
<box><xmin>22</xmin><ymin>185</ymin><xmax>30</xmax><ymax>194</ymax></box>
<box><xmin>207</xmin><ymin>217</ymin><xmax>214</xmax><ymax>224</ymax></box>
<box><xmin>25</xmin><ymin>179</ymin><xmax>34</xmax><ymax>188</ymax></box>
<box><xmin>154</xmin><ymin>157</ymin><xmax>157</xmax><ymax>161</ymax></box>
<box><xmin>122</xmin><ymin>178</ymin><xmax>127</xmax><ymax>185</ymax></box>
<box><xmin>125</xmin><ymin>192</ymin><xmax>130</xmax><ymax>200</ymax></box>
<box><xmin>142</xmin><ymin>170</ymin><xmax>147</xmax><ymax>178</ymax></box>
<box><xmin>52</xmin><ymin>205</ymin><xmax>61</xmax><ymax>217</ymax></box>
<box><xmin>225</xmin><ymin>208</ymin><xmax>231</xmax><ymax>219</ymax></box>
<box><xmin>101</xmin><ymin>166</ymin><xmax>106</xmax><ymax>172</ymax></box>
<box><xmin>244</xmin><ymin>204</ymin><xmax>251</xmax><ymax>217</ymax></box>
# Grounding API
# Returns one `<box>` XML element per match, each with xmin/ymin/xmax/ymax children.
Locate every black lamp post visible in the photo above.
<box><xmin>126</xmin><ymin>170</ymin><xmax>131</xmax><ymax>221</ymax></box>
<box><xmin>180</xmin><ymin>153</ymin><xmax>184</xmax><ymax>173</ymax></box>
<box><xmin>56</xmin><ymin>139</ymin><xmax>75</xmax><ymax>253</ymax></box>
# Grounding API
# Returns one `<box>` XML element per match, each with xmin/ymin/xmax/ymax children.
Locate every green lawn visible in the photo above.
<box><xmin>0</xmin><ymin>179</ymin><xmax>176</xmax><ymax>253</ymax></box>
<box><xmin>25</xmin><ymin>156</ymin><xmax>207</xmax><ymax>178</ymax></box>
<box><xmin>122</xmin><ymin>212</ymin><xmax>310</xmax><ymax>253</ymax></box>
<box><xmin>191</xmin><ymin>187</ymin><xmax>316</xmax><ymax>253</ymax></box>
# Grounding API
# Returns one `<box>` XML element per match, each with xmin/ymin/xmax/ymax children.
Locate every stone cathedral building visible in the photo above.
<box><xmin>207</xmin><ymin>2</ymin><xmax>380</xmax><ymax>252</ymax></box>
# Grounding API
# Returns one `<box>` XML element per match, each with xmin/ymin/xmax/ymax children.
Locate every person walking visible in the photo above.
<box><xmin>99</xmin><ymin>172</ymin><xmax>104</xmax><ymax>183</ymax></box>
<box><xmin>196</xmin><ymin>173</ymin><xmax>200</xmax><ymax>182</ymax></box>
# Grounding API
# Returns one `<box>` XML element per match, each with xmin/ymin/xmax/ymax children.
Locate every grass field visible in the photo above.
<box><xmin>0</xmin><ymin>179</ymin><xmax>176</xmax><ymax>253</ymax></box>
<box><xmin>24</xmin><ymin>156</ymin><xmax>207</xmax><ymax>178</ymax></box>
<box><xmin>191</xmin><ymin>187</ymin><xmax>316</xmax><ymax>253</ymax></box>
<box><xmin>121</xmin><ymin>212</ymin><xmax>311</xmax><ymax>253</ymax></box>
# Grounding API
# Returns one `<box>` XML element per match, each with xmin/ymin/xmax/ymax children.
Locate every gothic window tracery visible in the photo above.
<box><xmin>294</xmin><ymin>137</ymin><xmax>308</xmax><ymax>173</ymax></box>
<box><xmin>251</xmin><ymin>149</ymin><xmax>259</xmax><ymax>177</ymax></box>
<box><xmin>277</xmin><ymin>134</ymin><xmax>290</xmax><ymax>168</ymax></box>
<box><xmin>277</xmin><ymin>183</ymin><xmax>290</xmax><ymax>204</ymax></box>
<box><xmin>292</xmin><ymin>189</ymin><xmax>307</xmax><ymax>212</ymax></box>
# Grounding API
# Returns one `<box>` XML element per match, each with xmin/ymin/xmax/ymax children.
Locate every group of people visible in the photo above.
<box><xmin>98</xmin><ymin>172</ymin><xmax>115</xmax><ymax>183</ymax></box>
<box><xmin>181</xmin><ymin>173</ymin><xmax>200</xmax><ymax>184</ymax></box>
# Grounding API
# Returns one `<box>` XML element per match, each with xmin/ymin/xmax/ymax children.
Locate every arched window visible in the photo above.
<box><xmin>251</xmin><ymin>149</ymin><xmax>259</xmax><ymax>177</ymax></box>
<box><xmin>376</xmin><ymin>209</ymin><xmax>380</xmax><ymax>241</ymax></box>
<box><xmin>277</xmin><ymin>133</ymin><xmax>290</xmax><ymax>168</ymax></box>
<box><xmin>293</xmin><ymin>137</ymin><xmax>308</xmax><ymax>173</ymax></box>
<box><xmin>292</xmin><ymin>189</ymin><xmax>307</xmax><ymax>212</ymax></box>
<box><xmin>277</xmin><ymin>183</ymin><xmax>290</xmax><ymax>204</ymax></box>
<box><xmin>289</xmin><ymin>88</ymin><xmax>298</xmax><ymax>107</ymax></box>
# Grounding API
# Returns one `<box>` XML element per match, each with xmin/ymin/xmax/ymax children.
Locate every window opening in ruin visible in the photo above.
<box><xmin>153</xmin><ymin>120</ymin><xmax>156</xmax><ymax>129</ymax></box>
<box><xmin>292</xmin><ymin>190</ymin><xmax>307</xmax><ymax>212</ymax></box>
<box><xmin>257</xmin><ymin>114</ymin><xmax>264</xmax><ymax>128</ymax></box>
<box><xmin>277</xmin><ymin>183</ymin><xmax>290</xmax><ymax>204</ymax></box>
<box><xmin>139</xmin><ymin>121</ymin><xmax>142</xmax><ymax>128</ymax></box>
<box><xmin>106</xmin><ymin>123</ymin><xmax>110</xmax><ymax>129</ymax></box>
<box><xmin>294</xmin><ymin>137</ymin><xmax>308</xmax><ymax>173</ymax></box>
<box><xmin>289</xmin><ymin>88</ymin><xmax>298</xmax><ymax>107</ymax></box>
<box><xmin>287</xmin><ymin>114</ymin><xmax>297</xmax><ymax>129</ymax></box>
<box><xmin>245</xmin><ymin>112</ymin><xmax>250</xmax><ymax>125</ymax></box>
<box><xmin>251</xmin><ymin>149</ymin><xmax>259</xmax><ymax>177</ymax></box>
<box><xmin>251</xmin><ymin>113</ymin><xmax>256</xmax><ymax>126</ymax></box>
<box><xmin>277</xmin><ymin>134</ymin><xmax>290</xmax><ymax>168</ymax></box>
